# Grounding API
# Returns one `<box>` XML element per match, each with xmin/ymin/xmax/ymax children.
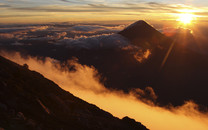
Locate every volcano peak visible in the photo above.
<box><xmin>118</xmin><ymin>20</ymin><xmax>166</xmax><ymax>46</ymax></box>
<box><xmin>125</xmin><ymin>20</ymin><xmax>149</xmax><ymax>30</ymax></box>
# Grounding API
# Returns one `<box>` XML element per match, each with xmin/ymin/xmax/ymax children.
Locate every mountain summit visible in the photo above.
<box><xmin>118</xmin><ymin>20</ymin><xmax>166</xmax><ymax>47</ymax></box>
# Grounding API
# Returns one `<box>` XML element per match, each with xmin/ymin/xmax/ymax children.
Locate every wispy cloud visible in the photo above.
<box><xmin>60</xmin><ymin>0</ymin><xmax>90</xmax><ymax>4</ymax></box>
<box><xmin>4</xmin><ymin>2</ymin><xmax>204</xmax><ymax>15</ymax></box>
<box><xmin>1</xmin><ymin>0</ymin><xmax>208</xmax><ymax>23</ymax></box>
<box><xmin>12</xmin><ymin>6</ymin><xmax>108</xmax><ymax>13</ymax></box>
<box><xmin>0</xmin><ymin>3</ymin><xmax>10</xmax><ymax>8</ymax></box>
<box><xmin>0</xmin><ymin>14</ymin><xmax>48</xmax><ymax>18</ymax></box>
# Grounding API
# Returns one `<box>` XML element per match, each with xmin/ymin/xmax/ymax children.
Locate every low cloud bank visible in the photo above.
<box><xmin>0</xmin><ymin>23</ymin><xmax>152</xmax><ymax>63</ymax></box>
<box><xmin>0</xmin><ymin>24</ymin><xmax>124</xmax><ymax>41</ymax></box>
<box><xmin>1</xmin><ymin>51</ymin><xmax>208</xmax><ymax>130</ymax></box>
<box><xmin>56</xmin><ymin>34</ymin><xmax>130</xmax><ymax>49</ymax></box>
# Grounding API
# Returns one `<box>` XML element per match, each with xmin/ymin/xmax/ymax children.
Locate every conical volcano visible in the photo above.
<box><xmin>118</xmin><ymin>20</ymin><xmax>167</xmax><ymax>47</ymax></box>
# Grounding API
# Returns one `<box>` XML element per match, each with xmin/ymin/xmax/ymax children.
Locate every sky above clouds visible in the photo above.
<box><xmin>0</xmin><ymin>0</ymin><xmax>208</xmax><ymax>23</ymax></box>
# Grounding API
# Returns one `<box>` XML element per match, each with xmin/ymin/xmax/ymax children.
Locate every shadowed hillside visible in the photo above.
<box><xmin>0</xmin><ymin>56</ymin><xmax>148</xmax><ymax>130</ymax></box>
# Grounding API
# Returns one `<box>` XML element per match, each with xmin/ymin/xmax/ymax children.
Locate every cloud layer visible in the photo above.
<box><xmin>0</xmin><ymin>23</ymin><xmax>124</xmax><ymax>45</ymax></box>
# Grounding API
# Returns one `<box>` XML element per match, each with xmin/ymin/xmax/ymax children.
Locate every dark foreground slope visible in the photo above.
<box><xmin>0</xmin><ymin>56</ymin><xmax>148</xmax><ymax>130</ymax></box>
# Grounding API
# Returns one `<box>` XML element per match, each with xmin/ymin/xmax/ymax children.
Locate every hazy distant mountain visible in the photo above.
<box><xmin>154</xmin><ymin>28</ymin><xmax>208</xmax><ymax>107</ymax></box>
<box><xmin>0</xmin><ymin>56</ymin><xmax>148</xmax><ymax>130</ymax></box>
<box><xmin>117</xmin><ymin>21</ymin><xmax>208</xmax><ymax>107</ymax></box>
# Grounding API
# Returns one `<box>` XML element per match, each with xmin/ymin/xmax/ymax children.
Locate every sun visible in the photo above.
<box><xmin>177</xmin><ymin>13</ymin><xmax>195</xmax><ymax>25</ymax></box>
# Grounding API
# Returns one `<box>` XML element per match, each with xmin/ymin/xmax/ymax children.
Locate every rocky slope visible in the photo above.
<box><xmin>0</xmin><ymin>56</ymin><xmax>148</xmax><ymax>130</ymax></box>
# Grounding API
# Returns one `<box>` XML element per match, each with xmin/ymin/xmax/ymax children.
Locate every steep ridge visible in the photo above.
<box><xmin>0</xmin><ymin>56</ymin><xmax>148</xmax><ymax>130</ymax></box>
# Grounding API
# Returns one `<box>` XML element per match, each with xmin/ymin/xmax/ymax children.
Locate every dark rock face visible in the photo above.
<box><xmin>122</xmin><ymin>116</ymin><xmax>148</xmax><ymax>130</ymax></box>
<box><xmin>0</xmin><ymin>56</ymin><xmax>148</xmax><ymax>130</ymax></box>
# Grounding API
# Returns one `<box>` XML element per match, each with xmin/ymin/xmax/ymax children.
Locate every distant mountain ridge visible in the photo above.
<box><xmin>0</xmin><ymin>56</ymin><xmax>148</xmax><ymax>130</ymax></box>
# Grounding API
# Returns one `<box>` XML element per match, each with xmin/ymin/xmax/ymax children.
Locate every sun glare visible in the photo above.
<box><xmin>177</xmin><ymin>13</ymin><xmax>195</xmax><ymax>25</ymax></box>
<box><xmin>176</xmin><ymin>8</ymin><xmax>198</xmax><ymax>26</ymax></box>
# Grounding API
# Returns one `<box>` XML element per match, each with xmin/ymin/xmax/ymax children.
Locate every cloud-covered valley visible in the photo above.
<box><xmin>1</xmin><ymin>21</ymin><xmax>208</xmax><ymax>129</ymax></box>
<box><xmin>0</xmin><ymin>23</ymin><xmax>126</xmax><ymax>47</ymax></box>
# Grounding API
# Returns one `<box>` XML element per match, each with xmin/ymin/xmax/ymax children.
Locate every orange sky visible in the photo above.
<box><xmin>0</xmin><ymin>0</ymin><xmax>208</xmax><ymax>24</ymax></box>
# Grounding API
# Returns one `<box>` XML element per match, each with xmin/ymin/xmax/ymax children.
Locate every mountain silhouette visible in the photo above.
<box><xmin>0</xmin><ymin>56</ymin><xmax>148</xmax><ymax>130</ymax></box>
<box><xmin>119</xmin><ymin>20</ymin><xmax>168</xmax><ymax>48</ymax></box>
